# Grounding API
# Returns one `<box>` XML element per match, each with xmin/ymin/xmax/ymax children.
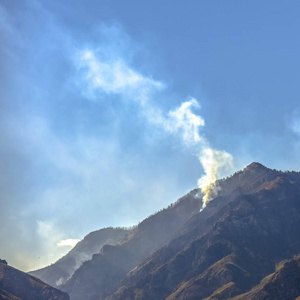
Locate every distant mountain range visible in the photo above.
<box><xmin>29</xmin><ymin>227</ymin><xmax>131</xmax><ymax>287</ymax></box>
<box><xmin>3</xmin><ymin>162</ymin><xmax>300</xmax><ymax>300</ymax></box>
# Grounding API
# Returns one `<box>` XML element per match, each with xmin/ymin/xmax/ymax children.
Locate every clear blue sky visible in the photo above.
<box><xmin>1</xmin><ymin>0</ymin><xmax>300</xmax><ymax>271</ymax></box>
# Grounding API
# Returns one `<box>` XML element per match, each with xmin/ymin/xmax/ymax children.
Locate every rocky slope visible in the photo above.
<box><xmin>106</xmin><ymin>163</ymin><xmax>300</xmax><ymax>300</ymax></box>
<box><xmin>29</xmin><ymin>227</ymin><xmax>131</xmax><ymax>288</ymax></box>
<box><xmin>33</xmin><ymin>162</ymin><xmax>300</xmax><ymax>300</ymax></box>
<box><xmin>0</xmin><ymin>260</ymin><xmax>69</xmax><ymax>300</ymax></box>
<box><xmin>61</xmin><ymin>189</ymin><xmax>202</xmax><ymax>300</ymax></box>
<box><xmin>231</xmin><ymin>255</ymin><xmax>300</xmax><ymax>300</ymax></box>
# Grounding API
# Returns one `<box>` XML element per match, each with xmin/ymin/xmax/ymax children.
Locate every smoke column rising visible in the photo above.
<box><xmin>198</xmin><ymin>148</ymin><xmax>233</xmax><ymax>210</ymax></box>
<box><xmin>76</xmin><ymin>38</ymin><xmax>233</xmax><ymax>212</ymax></box>
<box><xmin>163</xmin><ymin>99</ymin><xmax>233</xmax><ymax>210</ymax></box>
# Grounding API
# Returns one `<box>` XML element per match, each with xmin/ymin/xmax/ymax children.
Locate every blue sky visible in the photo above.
<box><xmin>1</xmin><ymin>0</ymin><xmax>300</xmax><ymax>271</ymax></box>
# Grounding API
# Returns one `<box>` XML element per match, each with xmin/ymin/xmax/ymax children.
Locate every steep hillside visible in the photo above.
<box><xmin>61</xmin><ymin>190</ymin><xmax>202</xmax><ymax>300</ymax></box>
<box><xmin>232</xmin><ymin>255</ymin><xmax>300</xmax><ymax>300</ymax></box>
<box><xmin>0</xmin><ymin>260</ymin><xmax>69</xmax><ymax>300</ymax></box>
<box><xmin>29</xmin><ymin>227</ymin><xmax>130</xmax><ymax>288</ymax></box>
<box><xmin>105</xmin><ymin>163</ymin><xmax>300</xmax><ymax>300</ymax></box>
<box><xmin>34</xmin><ymin>162</ymin><xmax>300</xmax><ymax>300</ymax></box>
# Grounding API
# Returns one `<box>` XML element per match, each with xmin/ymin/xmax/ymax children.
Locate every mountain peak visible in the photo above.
<box><xmin>215</xmin><ymin>162</ymin><xmax>277</xmax><ymax>199</ymax></box>
<box><xmin>244</xmin><ymin>162</ymin><xmax>268</xmax><ymax>172</ymax></box>
<box><xmin>31</xmin><ymin>163</ymin><xmax>300</xmax><ymax>300</ymax></box>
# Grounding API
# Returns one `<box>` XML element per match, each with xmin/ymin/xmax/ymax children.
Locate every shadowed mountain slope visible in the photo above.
<box><xmin>0</xmin><ymin>260</ymin><xmax>69</xmax><ymax>300</ymax></box>
<box><xmin>29</xmin><ymin>227</ymin><xmax>131</xmax><ymax>288</ymax></box>
<box><xmin>61</xmin><ymin>190</ymin><xmax>202</xmax><ymax>300</ymax></box>
<box><xmin>231</xmin><ymin>255</ymin><xmax>300</xmax><ymax>300</ymax></box>
<box><xmin>104</xmin><ymin>163</ymin><xmax>300</xmax><ymax>300</ymax></box>
<box><xmin>35</xmin><ymin>162</ymin><xmax>300</xmax><ymax>300</ymax></box>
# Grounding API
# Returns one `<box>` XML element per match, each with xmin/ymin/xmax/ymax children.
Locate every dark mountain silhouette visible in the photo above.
<box><xmin>0</xmin><ymin>260</ymin><xmax>69</xmax><ymax>300</ymax></box>
<box><xmin>0</xmin><ymin>259</ymin><xmax>7</xmax><ymax>265</ymax></box>
<box><xmin>29</xmin><ymin>227</ymin><xmax>131</xmax><ymax>288</ymax></box>
<box><xmin>32</xmin><ymin>162</ymin><xmax>300</xmax><ymax>300</ymax></box>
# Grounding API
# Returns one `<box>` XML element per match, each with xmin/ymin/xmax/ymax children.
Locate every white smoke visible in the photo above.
<box><xmin>166</xmin><ymin>99</ymin><xmax>205</xmax><ymax>145</ymax></box>
<box><xmin>55</xmin><ymin>251</ymin><xmax>92</xmax><ymax>286</ymax></box>
<box><xmin>35</xmin><ymin>220</ymin><xmax>85</xmax><ymax>270</ymax></box>
<box><xmin>198</xmin><ymin>148</ymin><xmax>233</xmax><ymax>210</ymax></box>
<box><xmin>75</xmin><ymin>49</ymin><xmax>163</xmax><ymax>102</ymax></box>
<box><xmin>55</xmin><ymin>278</ymin><xmax>65</xmax><ymax>286</ymax></box>
<box><xmin>57</xmin><ymin>238</ymin><xmax>81</xmax><ymax>247</ymax></box>
<box><xmin>75</xmin><ymin>28</ymin><xmax>233</xmax><ymax>211</ymax></box>
<box><xmin>163</xmin><ymin>99</ymin><xmax>233</xmax><ymax>209</ymax></box>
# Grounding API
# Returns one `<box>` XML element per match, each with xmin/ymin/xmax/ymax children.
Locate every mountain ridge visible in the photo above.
<box><xmin>0</xmin><ymin>260</ymin><xmax>69</xmax><ymax>300</ymax></box>
<box><xmin>29</xmin><ymin>227</ymin><xmax>131</xmax><ymax>287</ymax></box>
<box><xmin>61</xmin><ymin>188</ymin><xmax>201</xmax><ymax>300</ymax></box>
<box><xmin>231</xmin><ymin>255</ymin><xmax>300</xmax><ymax>300</ymax></box>
<box><xmin>106</xmin><ymin>165</ymin><xmax>300</xmax><ymax>299</ymax></box>
<box><xmin>29</xmin><ymin>162</ymin><xmax>300</xmax><ymax>300</ymax></box>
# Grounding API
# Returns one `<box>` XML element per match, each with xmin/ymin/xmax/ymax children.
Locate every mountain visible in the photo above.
<box><xmin>232</xmin><ymin>255</ymin><xmax>300</xmax><ymax>300</ymax></box>
<box><xmin>29</xmin><ymin>227</ymin><xmax>131</xmax><ymax>288</ymax></box>
<box><xmin>106</xmin><ymin>163</ymin><xmax>300</xmax><ymax>300</ymax></box>
<box><xmin>34</xmin><ymin>162</ymin><xmax>300</xmax><ymax>300</ymax></box>
<box><xmin>61</xmin><ymin>189</ymin><xmax>202</xmax><ymax>300</ymax></box>
<box><xmin>0</xmin><ymin>260</ymin><xmax>69</xmax><ymax>300</ymax></box>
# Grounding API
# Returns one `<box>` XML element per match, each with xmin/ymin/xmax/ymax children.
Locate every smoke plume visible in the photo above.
<box><xmin>76</xmin><ymin>40</ymin><xmax>233</xmax><ymax>211</ymax></box>
<box><xmin>197</xmin><ymin>148</ymin><xmax>233</xmax><ymax>210</ymax></box>
<box><xmin>77</xmin><ymin>39</ymin><xmax>232</xmax><ymax>209</ymax></box>
<box><xmin>163</xmin><ymin>99</ymin><xmax>233</xmax><ymax>209</ymax></box>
